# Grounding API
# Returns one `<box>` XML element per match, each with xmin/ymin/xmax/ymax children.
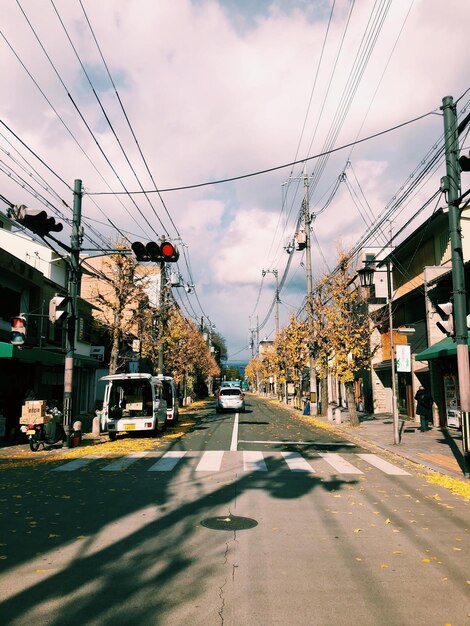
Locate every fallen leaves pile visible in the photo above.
<box><xmin>0</xmin><ymin>400</ymin><xmax>209</xmax><ymax>470</ymax></box>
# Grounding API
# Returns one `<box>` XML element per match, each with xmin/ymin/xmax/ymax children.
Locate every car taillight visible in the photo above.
<box><xmin>239</xmin><ymin>393</ymin><xmax>243</xmax><ymax>399</ymax></box>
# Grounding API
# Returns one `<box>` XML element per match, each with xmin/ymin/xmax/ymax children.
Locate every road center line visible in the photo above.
<box><xmin>230</xmin><ymin>413</ymin><xmax>239</xmax><ymax>451</ymax></box>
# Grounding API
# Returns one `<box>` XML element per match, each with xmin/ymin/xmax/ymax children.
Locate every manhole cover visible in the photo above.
<box><xmin>200</xmin><ymin>515</ymin><xmax>258</xmax><ymax>531</ymax></box>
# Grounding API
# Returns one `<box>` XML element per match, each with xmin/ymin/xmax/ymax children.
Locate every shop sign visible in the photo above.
<box><xmin>395</xmin><ymin>345</ymin><xmax>411</xmax><ymax>372</ymax></box>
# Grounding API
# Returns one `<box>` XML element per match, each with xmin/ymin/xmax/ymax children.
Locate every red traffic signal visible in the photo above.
<box><xmin>11</xmin><ymin>314</ymin><xmax>27</xmax><ymax>346</ymax></box>
<box><xmin>13</xmin><ymin>205</ymin><xmax>63</xmax><ymax>236</ymax></box>
<box><xmin>131</xmin><ymin>241</ymin><xmax>179</xmax><ymax>263</ymax></box>
<box><xmin>160</xmin><ymin>241</ymin><xmax>179</xmax><ymax>262</ymax></box>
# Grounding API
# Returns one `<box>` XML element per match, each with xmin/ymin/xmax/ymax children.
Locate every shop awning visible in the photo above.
<box><xmin>415</xmin><ymin>337</ymin><xmax>470</xmax><ymax>361</ymax></box>
<box><xmin>0</xmin><ymin>342</ymin><xmax>64</xmax><ymax>365</ymax></box>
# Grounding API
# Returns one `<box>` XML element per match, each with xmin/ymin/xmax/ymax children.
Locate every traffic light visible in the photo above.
<box><xmin>12</xmin><ymin>205</ymin><xmax>63</xmax><ymax>236</ymax></box>
<box><xmin>131</xmin><ymin>241</ymin><xmax>180</xmax><ymax>263</ymax></box>
<box><xmin>459</xmin><ymin>152</ymin><xmax>470</xmax><ymax>172</ymax></box>
<box><xmin>10</xmin><ymin>315</ymin><xmax>27</xmax><ymax>346</ymax></box>
<box><xmin>49</xmin><ymin>295</ymin><xmax>68</xmax><ymax>323</ymax></box>
<box><xmin>435</xmin><ymin>302</ymin><xmax>454</xmax><ymax>336</ymax></box>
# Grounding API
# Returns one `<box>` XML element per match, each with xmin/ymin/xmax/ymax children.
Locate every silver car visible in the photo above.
<box><xmin>216</xmin><ymin>386</ymin><xmax>246</xmax><ymax>413</ymax></box>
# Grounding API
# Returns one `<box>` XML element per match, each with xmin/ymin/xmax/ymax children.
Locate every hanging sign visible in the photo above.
<box><xmin>395</xmin><ymin>345</ymin><xmax>411</xmax><ymax>372</ymax></box>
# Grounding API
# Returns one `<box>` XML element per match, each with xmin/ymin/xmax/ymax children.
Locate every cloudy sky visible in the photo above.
<box><xmin>1</xmin><ymin>0</ymin><xmax>469</xmax><ymax>361</ymax></box>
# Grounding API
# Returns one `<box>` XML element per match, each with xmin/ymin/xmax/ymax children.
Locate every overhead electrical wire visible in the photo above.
<box><xmin>14</xmin><ymin>0</ymin><xmax>161</xmax><ymax>241</ymax></box>
<box><xmin>86</xmin><ymin>110</ymin><xmax>437</xmax><ymax>195</ymax></box>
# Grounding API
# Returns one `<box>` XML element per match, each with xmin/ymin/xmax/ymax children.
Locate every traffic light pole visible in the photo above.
<box><xmin>442</xmin><ymin>96</ymin><xmax>470</xmax><ymax>476</ymax></box>
<box><xmin>63</xmin><ymin>179</ymin><xmax>82</xmax><ymax>448</ymax></box>
<box><xmin>157</xmin><ymin>259</ymin><xmax>167</xmax><ymax>375</ymax></box>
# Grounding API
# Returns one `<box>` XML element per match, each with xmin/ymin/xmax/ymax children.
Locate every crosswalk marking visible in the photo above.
<box><xmin>243</xmin><ymin>450</ymin><xmax>267</xmax><ymax>472</ymax></box>
<box><xmin>53</xmin><ymin>455</ymin><xmax>101</xmax><ymax>472</ymax></box>
<box><xmin>101</xmin><ymin>452</ymin><xmax>150</xmax><ymax>472</ymax></box>
<box><xmin>50</xmin><ymin>451</ymin><xmax>411</xmax><ymax>477</ymax></box>
<box><xmin>196</xmin><ymin>450</ymin><xmax>224</xmax><ymax>472</ymax></box>
<box><xmin>281</xmin><ymin>451</ymin><xmax>315</xmax><ymax>473</ymax></box>
<box><xmin>356</xmin><ymin>453</ymin><xmax>411</xmax><ymax>475</ymax></box>
<box><xmin>148</xmin><ymin>451</ymin><xmax>187</xmax><ymax>472</ymax></box>
<box><xmin>318</xmin><ymin>452</ymin><xmax>364</xmax><ymax>474</ymax></box>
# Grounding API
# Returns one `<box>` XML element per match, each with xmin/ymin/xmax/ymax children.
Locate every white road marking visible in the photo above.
<box><xmin>230</xmin><ymin>413</ymin><xmax>239</xmax><ymax>451</ymax></box>
<box><xmin>148</xmin><ymin>451</ymin><xmax>187</xmax><ymax>472</ymax></box>
<box><xmin>52</xmin><ymin>455</ymin><xmax>101</xmax><ymax>471</ymax></box>
<box><xmin>196</xmin><ymin>450</ymin><xmax>224</xmax><ymax>472</ymax></box>
<box><xmin>50</xmin><ymin>450</ymin><xmax>410</xmax><ymax>478</ymax></box>
<box><xmin>318</xmin><ymin>452</ymin><xmax>364</xmax><ymax>474</ymax></box>
<box><xmin>238</xmin><ymin>440</ymin><xmax>355</xmax><ymax>446</ymax></box>
<box><xmin>101</xmin><ymin>452</ymin><xmax>150</xmax><ymax>471</ymax></box>
<box><xmin>281</xmin><ymin>451</ymin><xmax>315</xmax><ymax>473</ymax></box>
<box><xmin>243</xmin><ymin>450</ymin><xmax>267</xmax><ymax>472</ymax></box>
<box><xmin>356</xmin><ymin>453</ymin><xmax>411</xmax><ymax>475</ymax></box>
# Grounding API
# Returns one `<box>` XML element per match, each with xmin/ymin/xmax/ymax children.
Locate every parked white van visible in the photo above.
<box><xmin>156</xmin><ymin>375</ymin><xmax>179</xmax><ymax>425</ymax></box>
<box><xmin>101</xmin><ymin>373</ymin><xmax>167</xmax><ymax>441</ymax></box>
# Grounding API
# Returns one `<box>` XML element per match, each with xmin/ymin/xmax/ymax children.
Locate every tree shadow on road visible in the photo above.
<box><xmin>0</xmin><ymin>450</ymin><xmax>357</xmax><ymax>625</ymax></box>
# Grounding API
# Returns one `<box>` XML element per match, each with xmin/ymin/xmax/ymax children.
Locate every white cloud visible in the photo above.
<box><xmin>1</xmin><ymin>0</ymin><xmax>469</xmax><ymax>359</ymax></box>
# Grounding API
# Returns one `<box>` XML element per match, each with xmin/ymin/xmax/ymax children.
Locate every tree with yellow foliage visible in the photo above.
<box><xmin>319</xmin><ymin>252</ymin><xmax>371</xmax><ymax>426</ymax></box>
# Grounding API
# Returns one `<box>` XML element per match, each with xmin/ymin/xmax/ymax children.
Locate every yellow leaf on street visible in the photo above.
<box><xmin>48</xmin><ymin>534</ymin><xmax>60</xmax><ymax>539</ymax></box>
<box><xmin>353</xmin><ymin>528</ymin><xmax>362</xmax><ymax>533</ymax></box>
<box><xmin>385</xmin><ymin>518</ymin><xmax>391</xmax><ymax>524</ymax></box>
<box><xmin>76</xmin><ymin>535</ymin><xmax>87</xmax><ymax>540</ymax></box>
<box><xmin>421</xmin><ymin>559</ymin><xmax>430</xmax><ymax>563</ymax></box>
<box><xmin>392</xmin><ymin>551</ymin><xmax>402</xmax><ymax>555</ymax></box>
<box><xmin>380</xmin><ymin>564</ymin><xmax>389</xmax><ymax>569</ymax></box>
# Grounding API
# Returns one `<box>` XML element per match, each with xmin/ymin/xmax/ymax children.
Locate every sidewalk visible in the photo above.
<box><xmin>311</xmin><ymin>408</ymin><xmax>468</xmax><ymax>480</ymax></box>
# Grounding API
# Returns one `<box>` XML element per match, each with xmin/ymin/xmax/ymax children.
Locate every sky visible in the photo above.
<box><xmin>1</xmin><ymin>0</ymin><xmax>469</xmax><ymax>362</ymax></box>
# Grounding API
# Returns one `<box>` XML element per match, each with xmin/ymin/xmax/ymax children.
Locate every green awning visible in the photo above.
<box><xmin>0</xmin><ymin>342</ymin><xmax>65</xmax><ymax>365</ymax></box>
<box><xmin>415</xmin><ymin>337</ymin><xmax>470</xmax><ymax>361</ymax></box>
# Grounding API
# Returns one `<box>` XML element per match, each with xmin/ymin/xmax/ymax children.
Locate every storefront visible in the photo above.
<box><xmin>415</xmin><ymin>337</ymin><xmax>470</xmax><ymax>429</ymax></box>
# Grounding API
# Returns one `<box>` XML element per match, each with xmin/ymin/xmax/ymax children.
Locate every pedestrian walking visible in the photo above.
<box><xmin>415</xmin><ymin>385</ymin><xmax>433</xmax><ymax>432</ymax></box>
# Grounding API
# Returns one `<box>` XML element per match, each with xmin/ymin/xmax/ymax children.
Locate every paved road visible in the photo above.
<box><xmin>0</xmin><ymin>394</ymin><xmax>468</xmax><ymax>625</ymax></box>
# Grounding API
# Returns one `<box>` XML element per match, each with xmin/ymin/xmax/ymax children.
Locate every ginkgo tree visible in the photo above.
<box><xmin>246</xmin><ymin>314</ymin><xmax>309</xmax><ymax>402</ymax></box>
<box><xmin>318</xmin><ymin>251</ymin><xmax>372</xmax><ymax>426</ymax></box>
<box><xmin>141</xmin><ymin>306</ymin><xmax>220</xmax><ymax>398</ymax></box>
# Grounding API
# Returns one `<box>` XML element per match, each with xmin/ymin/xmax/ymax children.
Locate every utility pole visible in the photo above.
<box><xmin>386</xmin><ymin>259</ymin><xmax>400</xmax><ymax>445</ymax></box>
<box><xmin>63</xmin><ymin>178</ymin><xmax>82</xmax><ymax>447</ymax></box>
<box><xmin>442</xmin><ymin>95</ymin><xmax>470</xmax><ymax>475</ymax></box>
<box><xmin>303</xmin><ymin>168</ymin><xmax>316</xmax><ymax>409</ymax></box>
<box><xmin>157</xmin><ymin>255</ymin><xmax>167</xmax><ymax>376</ymax></box>
<box><xmin>262</xmin><ymin>269</ymin><xmax>279</xmax><ymax>336</ymax></box>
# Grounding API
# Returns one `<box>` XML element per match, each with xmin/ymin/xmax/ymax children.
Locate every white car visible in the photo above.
<box><xmin>216</xmin><ymin>386</ymin><xmax>245</xmax><ymax>413</ymax></box>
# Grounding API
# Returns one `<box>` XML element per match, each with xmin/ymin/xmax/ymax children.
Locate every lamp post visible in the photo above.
<box><xmin>358</xmin><ymin>260</ymin><xmax>401</xmax><ymax>445</ymax></box>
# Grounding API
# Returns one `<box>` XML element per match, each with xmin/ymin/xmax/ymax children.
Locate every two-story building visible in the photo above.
<box><xmin>358</xmin><ymin>207</ymin><xmax>470</xmax><ymax>426</ymax></box>
<box><xmin>0</xmin><ymin>211</ymin><xmax>98</xmax><ymax>439</ymax></box>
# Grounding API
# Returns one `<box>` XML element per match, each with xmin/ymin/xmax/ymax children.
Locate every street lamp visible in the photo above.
<box><xmin>358</xmin><ymin>260</ymin><xmax>401</xmax><ymax>445</ymax></box>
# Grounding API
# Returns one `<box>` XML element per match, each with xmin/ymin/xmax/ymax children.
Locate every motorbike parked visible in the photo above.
<box><xmin>20</xmin><ymin>405</ymin><xmax>65</xmax><ymax>451</ymax></box>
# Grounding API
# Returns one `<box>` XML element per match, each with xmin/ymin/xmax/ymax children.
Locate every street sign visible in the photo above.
<box><xmin>396</xmin><ymin>345</ymin><xmax>411</xmax><ymax>372</ymax></box>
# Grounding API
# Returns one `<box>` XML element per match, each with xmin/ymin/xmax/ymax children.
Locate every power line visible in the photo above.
<box><xmin>86</xmin><ymin>109</ymin><xmax>436</xmax><ymax>195</ymax></box>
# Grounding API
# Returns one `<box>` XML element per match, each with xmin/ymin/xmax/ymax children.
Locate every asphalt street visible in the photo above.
<box><xmin>0</xmin><ymin>394</ymin><xmax>468</xmax><ymax>626</ymax></box>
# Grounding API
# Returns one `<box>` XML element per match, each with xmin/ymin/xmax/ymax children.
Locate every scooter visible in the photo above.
<box><xmin>20</xmin><ymin>407</ymin><xmax>65</xmax><ymax>452</ymax></box>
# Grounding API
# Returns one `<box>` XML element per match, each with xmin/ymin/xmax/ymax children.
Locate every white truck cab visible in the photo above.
<box><xmin>101</xmin><ymin>373</ymin><xmax>167</xmax><ymax>441</ymax></box>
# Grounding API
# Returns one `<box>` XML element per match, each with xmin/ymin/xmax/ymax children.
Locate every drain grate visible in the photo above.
<box><xmin>200</xmin><ymin>515</ymin><xmax>258</xmax><ymax>531</ymax></box>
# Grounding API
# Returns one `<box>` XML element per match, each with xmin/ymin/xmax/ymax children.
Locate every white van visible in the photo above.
<box><xmin>156</xmin><ymin>375</ymin><xmax>179</xmax><ymax>425</ymax></box>
<box><xmin>101</xmin><ymin>373</ymin><xmax>167</xmax><ymax>441</ymax></box>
